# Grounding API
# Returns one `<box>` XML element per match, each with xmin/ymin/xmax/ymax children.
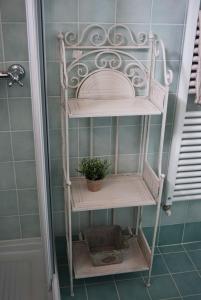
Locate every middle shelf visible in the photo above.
<box><xmin>70</xmin><ymin>174</ymin><xmax>157</xmax><ymax>212</ymax></box>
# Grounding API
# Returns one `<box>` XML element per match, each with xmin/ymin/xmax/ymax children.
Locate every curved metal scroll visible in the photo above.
<box><xmin>154</xmin><ymin>39</ymin><xmax>173</xmax><ymax>87</ymax></box>
<box><xmin>64</xmin><ymin>24</ymin><xmax>148</xmax><ymax>48</ymax></box>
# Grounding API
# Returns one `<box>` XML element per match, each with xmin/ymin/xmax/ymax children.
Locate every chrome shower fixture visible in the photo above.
<box><xmin>0</xmin><ymin>64</ymin><xmax>25</xmax><ymax>87</ymax></box>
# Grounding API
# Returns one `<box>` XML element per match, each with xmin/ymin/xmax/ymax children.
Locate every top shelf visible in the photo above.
<box><xmin>67</xmin><ymin>97</ymin><xmax>161</xmax><ymax>118</ymax></box>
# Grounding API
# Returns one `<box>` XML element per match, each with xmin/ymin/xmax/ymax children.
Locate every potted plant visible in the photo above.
<box><xmin>78</xmin><ymin>158</ymin><xmax>110</xmax><ymax>192</ymax></box>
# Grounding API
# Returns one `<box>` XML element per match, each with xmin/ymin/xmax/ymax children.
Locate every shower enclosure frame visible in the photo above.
<box><xmin>25</xmin><ymin>0</ymin><xmax>60</xmax><ymax>299</ymax></box>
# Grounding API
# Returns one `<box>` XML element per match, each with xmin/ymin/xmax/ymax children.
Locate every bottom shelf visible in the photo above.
<box><xmin>73</xmin><ymin>230</ymin><xmax>151</xmax><ymax>279</ymax></box>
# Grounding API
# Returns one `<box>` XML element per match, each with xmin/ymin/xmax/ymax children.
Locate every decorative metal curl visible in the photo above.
<box><xmin>95</xmin><ymin>51</ymin><xmax>122</xmax><ymax>70</ymax></box>
<box><xmin>68</xmin><ymin>63</ymin><xmax>89</xmax><ymax>88</ymax></box>
<box><xmin>63</xmin><ymin>24</ymin><xmax>149</xmax><ymax>47</ymax></box>
<box><xmin>154</xmin><ymin>39</ymin><xmax>173</xmax><ymax>86</ymax></box>
<box><xmin>108</xmin><ymin>24</ymin><xmax>148</xmax><ymax>46</ymax></box>
<box><xmin>124</xmin><ymin>63</ymin><xmax>147</xmax><ymax>88</ymax></box>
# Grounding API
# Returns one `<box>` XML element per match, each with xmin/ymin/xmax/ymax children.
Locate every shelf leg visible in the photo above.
<box><xmin>66</xmin><ymin>185</ymin><xmax>74</xmax><ymax>297</ymax></box>
<box><xmin>146</xmin><ymin>197</ymin><xmax>161</xmax><ymax>287</ymax></box>
<box><xmin>135</xmin><ymin>207</ymin><xmax>142</xmax><ymax>236</ymax></box>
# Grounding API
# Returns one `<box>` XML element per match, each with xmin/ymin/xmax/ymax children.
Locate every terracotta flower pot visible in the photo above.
<box><xmin>87</xmin><ymin>179</ymin><xmax>103</xmax><ymax>192</ymax></box>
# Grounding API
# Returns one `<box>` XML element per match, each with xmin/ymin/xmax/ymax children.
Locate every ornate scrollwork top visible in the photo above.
<box><xmin>67</xmin><ymin>49</ymin><xmax>148</xmax><ymax>89</ymax></box>
<box><xmin>64</xmin><ymin>24</ymin><xmax>148</xmax><ymax>48</ymax></box>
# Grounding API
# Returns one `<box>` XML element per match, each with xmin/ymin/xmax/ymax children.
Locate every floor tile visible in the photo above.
<box><xmin>55</xmin><ymin>237</ymin><xmax>67</xmax><ymax>258</ymax></box>
<box><xmin>159</xmin><ymin>244</ymin><xmax>184</xmax><ymax>254</ymax></box>
<box><xmin>60</xmin><ymin>286</ymin><xmax>87</xmax><ymax>300</ymax></box>
<box><xmin>188</xmin><ymin>250</ymin><xmax>201</xmax><ymax>270</ymax></box>
<box><xmin>183</xmin><ymin>295</ymin><xmax>201</xmax><ymax>300</ymax></box>
<box><xmin>116</xmin><ymin>278</ymin><xmax>150</xmax><ymax>300</ymax></box>
<box><xmin>183</xmin><ymin>242</ymin><xmax>201</xmax><ymax>251</ymax></box>
<box><xmin>58</xmin><ymin>265</ymin><xmax>84</xmax><ymax>287</ymax></box>
<box><xmin>87</xmin><ymin>282</ymin><xmax>119</xmax><ymax>300</ymax></box>
<box><xmin>143</xmin><ymin>255</ymin><xmax>168</xmax><ymax>276</ymax></box>
<box><xmin>146</xmin><ymin>275</ymin><xmax>179</xmax><ymax>300</ymax></box>
<box><xmin>114</xmin><ymin>271</ymin><xmax>141</xmax><ymax>281</ymax></box>
<box><xmin>85</xmin><ymin>275</ymin><xmax>113</xmax><ymax>285</ymax></box>
<box><xmin>163</xmin><ymin>252</ymin><xmax>195</xmax><ymax>273</ymax></box>
<box><xmin>173</xmin><ymin>271</ymin><xmax>201</xmax><ymax>296</ymax></box>
<box><xmin>158</xmin><ymin>224</ymin><xmax>184</xmax><ymax>245</ymax></box>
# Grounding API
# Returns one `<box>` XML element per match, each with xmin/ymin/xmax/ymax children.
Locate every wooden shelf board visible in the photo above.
<box><xmin>73</xmin><ymin>237</ymin><xmax>149</xmax><ymax>279</ymax></box>
<box><xmin>68</xmin><ymin>97</ymin><xmax>161</xmax><ymax>118</ymax></box>
<box><xmin>71</xmin><ymin>175</ymin><xmax>156</xmax><ymax>212</ymax></box>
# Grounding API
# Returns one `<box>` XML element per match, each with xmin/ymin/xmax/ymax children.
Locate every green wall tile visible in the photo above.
<box><xmin>0</xmin><ymin>64</ymin><xmax>7</xmax><ymax>98</ymax></box>
<box><xmin>79</xmin><ymin>0</ymin><xmax>115</xmax><ymax>23</ymax></box>
<box><xmin>93</xmin><ymin>127</ymin><xmax>111</xmax><ymax>156</ymax></box>
<box><xmin>0</xmin><ymin>132</ymin><xmax>12</xmax><ymax>162</ymax></box>
<box><xmin>50</xmin><ymin>159</ymin><xmax>63</xmax><ymax>186</ymax></box>
<box><xmin>53</xmin><ymin>212</ymin><xmax>65</xmax><ymax>236</ymax></box>
<box><xmin>0</xmin><ymin>190</ymin><xmax>18</xmax><ymax>216</ymax></box>
<box><xmin>118</xmin><ymin>154</ymin><xmax>139</xmax><ymax>173</ymax></box>
<box><xmin>18</xmin><ymin>189</ymin><xmax>39</xmax><ymax>215</ymax></box>
<box><xmin>9</xmin><ymin>98</ymin><xmax>33</xmax><ymax>130</ymax></box>
<box><xmin>119</xmin><ymin>125</ymin><xmax>141</xmax><ymax>155</ymax></box>
<box><xmin>183</xmin><ymin>222</ymin><xmax>201</xmax><ymax>243</ymax></box>
<box><xmin>0</xmin><ymin>99</ymin><xmax>10</xmax><ymax>131</ymax></box>
<box><xmin>0</xmin><ymin>216</ymin><xmax>20</xmax><ymax>240</ymax></box>
<box><xmin>12</xmin><ymin>131</ymin><xmax>35</xmax><ymax>161</ymax></box>
<box><xmin>1</xmin><ymin>0</ymin><xmax>26</xmax><ymax>22</ymax></box>
<box><xmin>46</xmin><ymin>62</ymin><xmax>60</xmax><ymax>97</ymax></box>
<box><xmin>52</xmin><ymin>187</ymin><xmax>64</xmax><ymax>212</ymax></box>
<box><xmin>0</xmin><ymin>162</ymin><xmax>15</xmax><ymax>190</ymax></box>
<box><xmin>47</xmin><ymin>97</ymin><xmax>61</xmax><ymax>129</ymax></box>
<box><xmin>152</xmin><ymin>25</ymin><xmax>183</xmax><ymax>61</ymax></box>
<box><xmin>186</xmin><ymin>201</ymin><xmax>201</xmax><ymax>223</ymax></box>
<box><xmin>2</xmin><ymin>23</ymin><xmax>28</xmax><ymax>61</ymax></box>
<box><xmin>15</xmin><ymin>161</ymin><xmax>37</xmax><ymax>188</ymax></box>
<box><xmin>160</xmin><ymin>201</ymin><xmax>188</xmax><ymax>226</ymax></box>
<box><xmin>44</xmin><ymin>0</ymin><xmax>78</xmax><ymax>22</ymax></box>
<box><xmin>116</xmin><ymin>0</ymin><xmax>152</xmax><ymax>23</ymax></box>
<box><xmin>159</xmin><ymin>224</ymin><xmax>184</xmax><ymax>245</ymax></box>
<box><xmin>78</xmin><ymin>127</ymin><xmax>90</xmax><ymax>157</ymax></box>
<box><xmin>152</xmin><ymin>0</ymin><xmax>188</xmax><ymax>24</ymax></box>
<box><xmin>49</xmin><ymin>129</ymin><xmax>62</xmax><ymax>159</ymax></box>
<box><xmin>21</xmin><ymin>214</ymin><xmax>40</xmax><ymax>238</ymax></box>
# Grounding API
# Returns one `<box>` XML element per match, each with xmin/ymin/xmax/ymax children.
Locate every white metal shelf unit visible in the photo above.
<box><xmin>58</xmin><ymin>24</ymin><xmax>172</xmax><ymax>296</ymax></box>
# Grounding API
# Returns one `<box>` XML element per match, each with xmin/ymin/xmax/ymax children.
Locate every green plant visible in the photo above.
<box><xmin>78</xmin><ymin>158</ymin><xmax>110</xmax><ymax>181</ymax></box>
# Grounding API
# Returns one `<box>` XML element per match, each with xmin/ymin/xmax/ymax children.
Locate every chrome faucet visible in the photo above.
<box><xmin>0</xmin><ymin>64</ymin><xmax>25</xmax><ymax>87</ymax></box>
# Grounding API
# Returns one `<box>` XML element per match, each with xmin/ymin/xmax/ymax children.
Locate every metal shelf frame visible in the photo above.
<box><xmin>58</xmin><ymin>24</ymin><xmax>172</xmax><ymax>296</ymax></box>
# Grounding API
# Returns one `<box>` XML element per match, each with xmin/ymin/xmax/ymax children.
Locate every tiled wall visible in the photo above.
<box><xmin>0</xmin><ymin>0</ymin><xmax>40</xmax><ymax>240</ymax></box>
<box><xmin>44</xmin><ymin>0</ymin><xmax>201</xmax><ymax>244</ymax></box>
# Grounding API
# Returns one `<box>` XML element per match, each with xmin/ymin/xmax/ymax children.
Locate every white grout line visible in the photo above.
<box><xmin>183</xmin><ymin>246</ymin><xmax>201</xmax><ymax>280</ymax></box>
<box><xmin>149</xmin><ymin>0</ymin><xmax>154</xmax><ymax>32</ymax></box>
<box><xmin>84</xmin><ymin>280</ymin><xmax>89</xmax><ymax>300</ymax></box>
<box><xmin>113</xmin><ymin>279</ymin><xmax>121</xmax><ymax>300</ymax></box>
<box><xmin>154</xmin><ymin>254</ymin><xmax>183</xmax><ymax>299</ymax></box>
<box><xmin>0</xmin><ymin>12</ymin><xmax>23</xmax><ymax>238</ymax></box>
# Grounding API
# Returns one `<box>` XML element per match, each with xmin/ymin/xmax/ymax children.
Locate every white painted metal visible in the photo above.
<box><xmin>189</xmin><ymin>11</ymin><xmax>201</xmax><ymax>104</ymax></box>
<box><xmin>68</xmin><ymin>97</ymin><xmax>162</xmax><ymax>118</ymax></box>
<box><xmin>59</xmin><ymin>24</ymin><xmax>172</xmax><ymax>294</ymax></box>
<box><xmin>169</xmin><ymin>111</ymin><xmax>201</xmax><ymax>202</ymax></box>
<box><xmin>72</xmin><ymin>234</ymin><xmax>150</xmax><ymax>279</ymax></box>
<box><xmin>71</xmin><ymin>175</ymin><xmax>157</xmax><ymax>212</ymax></box>
<box><xmin>166</xmin><ymin>0</ymin><xmax>200</xmax><ymax>205</ymax></box>
<box><xmin>0</xmin><ymin>238</ymin><xmax>47</xmax><ymax>300</ymax></box>
<box><xmin>25</xmin><ymin>0</ymin><xmax>54</xmax><ymax>296</ymax></box>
